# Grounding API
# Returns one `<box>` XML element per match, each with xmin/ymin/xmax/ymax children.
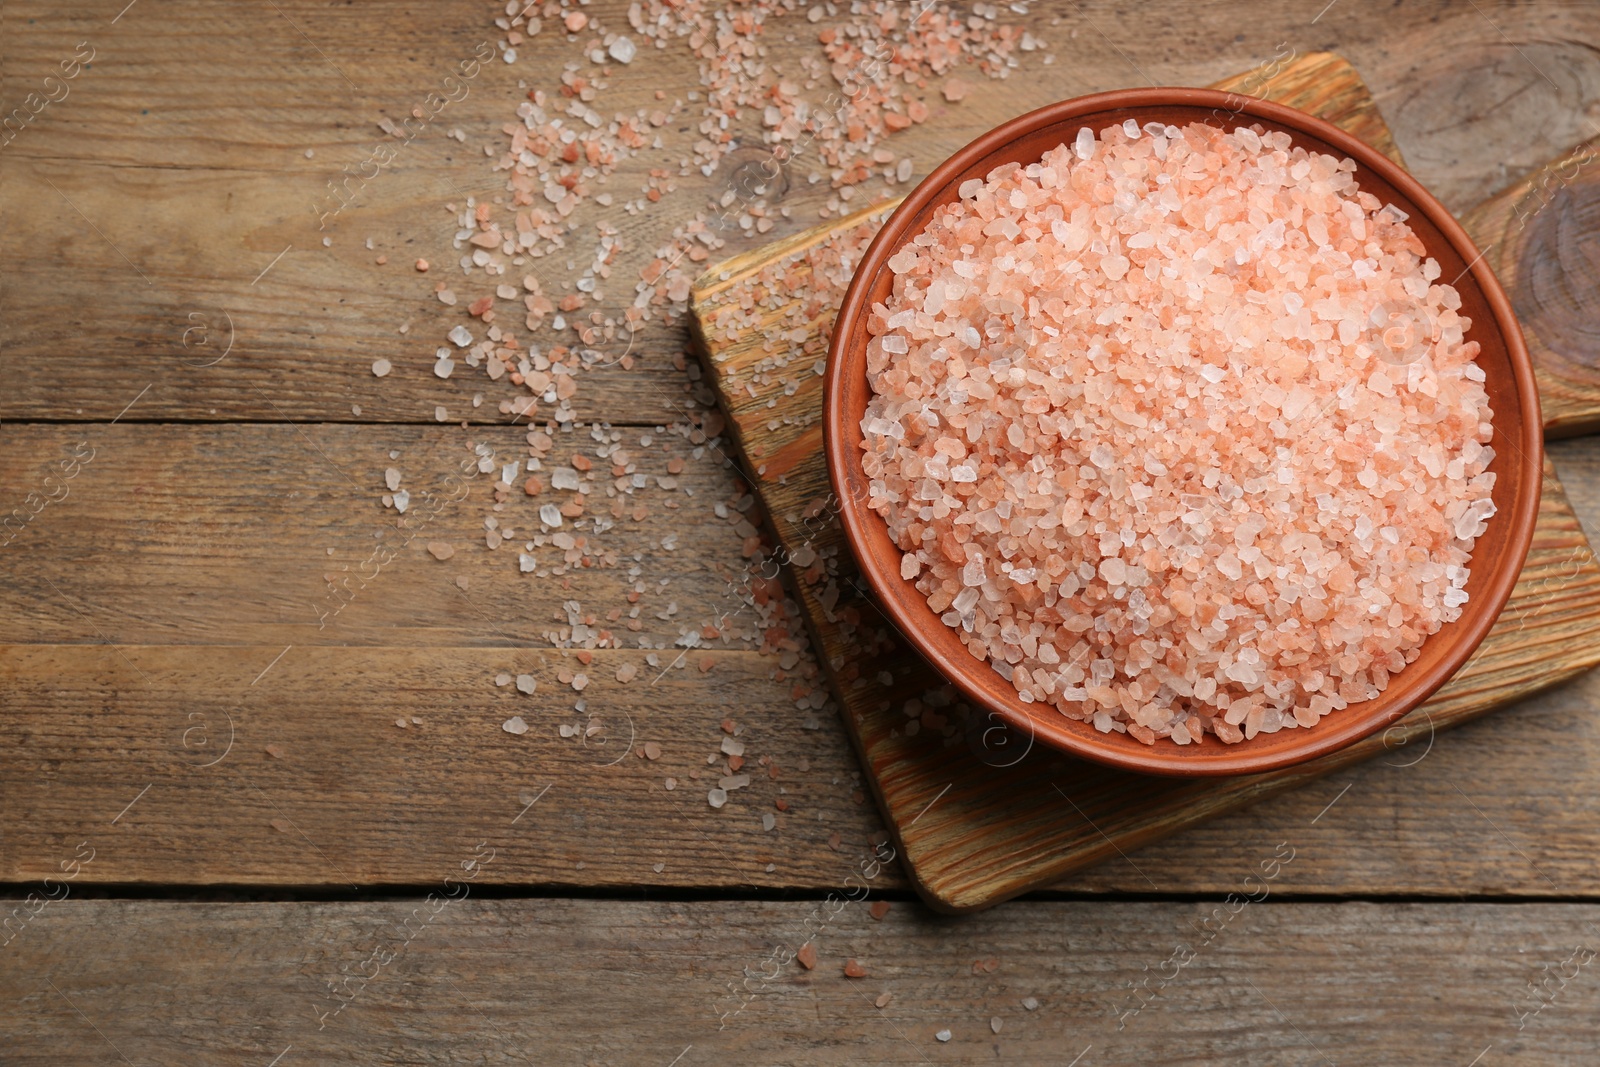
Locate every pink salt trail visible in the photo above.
<box><xmin>860</xmin><ymin>120</ymin><xmax>1496</xmax><ymax>746</ymax></box>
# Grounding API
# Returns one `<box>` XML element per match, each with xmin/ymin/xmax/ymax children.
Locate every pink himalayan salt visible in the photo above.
<box><xmin>860</xmin><ymin>121</ymin><xmax>1496</xmax><ymax>747</ymax></box>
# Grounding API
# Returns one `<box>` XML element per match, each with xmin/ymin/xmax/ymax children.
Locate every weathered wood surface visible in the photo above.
<box><xmin>4</xmin><ymin>1</ymin><xmax>1600</xmax><ymax>423</ymax></box>
<box><xmin>1</xmin><ymin>3</ymin><xmax>1599</xmax><ymax>1061</ymax></box>
<box><xmin>5</xmin><ymin>899</ymin><xmax>1600</xmax><ymax>1065</ymax></box>
<box><xmin>1460</xmin><ymin>136</ymin><xmax>1600</xmax><ymax>438</ymax></box>
<box><xmin>691</xmin><ymin>54</ymin><xmax>1600</xmax><ymax>910</ymax></box>
<box><xmin>3</xmin><ymin>421</ymin><xmax>1600</xmax><ymax>895</ymax></box>
<box><xmin>0</xmin><ymin>423</ymin><xmax>749</xmax><ymax>649</ymax></box>
<box><xmin>3</xmin><ymin>37</ymin><xmax>1600</xmax><ymax>899</ymax></box>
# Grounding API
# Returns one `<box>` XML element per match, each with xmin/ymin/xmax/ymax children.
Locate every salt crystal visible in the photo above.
<box><xmin>502</xmin><ymin>716</ymin><xmax>528</xmax><ymax>735</ymax></box>
<box><xmin>860</xmin><ymin>120</ymin><xmax>1495</xmax><ymax>748</ymax></box>
<box><xmin>608</xmin><ymin>36</ymin><xmax>637</xmax><ymax>63</ymax></box>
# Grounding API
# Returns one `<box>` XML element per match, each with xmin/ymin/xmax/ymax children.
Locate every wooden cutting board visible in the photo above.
<box><xmin>689</xmin><ymin>53</ymin><xmax>1600</xmax><ymax>912</ymax></box>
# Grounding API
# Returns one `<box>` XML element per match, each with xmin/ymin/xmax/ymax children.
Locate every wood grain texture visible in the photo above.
<box><xmin>5</xmin><ymin>1</ymin><xmax>1600</xmax><ymax>423</ymax></box>
<box><xmin>691</xmin><ymin>55</ymin><xmax>1600</xmax><ymax>911</ymax></box>
<box><xmin>0</xmin><ymin>423</ymin><xmax>751</xmax><ymax>649</ymax></box>
<box><xmin>3</xmin><ymin>423</ymin><xmax>1599</xmax><ymax>895</ymax></box>
<box><xmin>1460</xmin><ymin>136</ymin><xmax>1600</xmax><ymax>438</ymax></box>
<box><xmin>1209</xmin><ymin>50</ymin><xmax>1407</xmax><ymax>169</ymax></box>
<box><xmin>0</xmin><ymin>0</ymin><xmax>1596</xmax><ymax>909</ymax></box>
<box><xmin>0</xmin><ymin>420</ymin><xmax>887</xmax><ymax>889</ymax></box>
<box><xmin>0</xmin><ymin>646</ymin><xmax>887</xmax><ymax>890</ymax></box>
<box><xmin>5</xmin><ymin>899</ymin><xmax>1600</xmax><ymax>1066</ymax></box>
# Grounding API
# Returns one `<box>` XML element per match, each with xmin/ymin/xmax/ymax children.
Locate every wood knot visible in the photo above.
<box><xmin>717</xmin><ymin>148</ymin><xmax>791</xmax><ymax>215</ymax></box>
<box><xmin>1515</xmin><ymin>179</ymin><xmax>1600</xmax><ymax>379</ymax></box>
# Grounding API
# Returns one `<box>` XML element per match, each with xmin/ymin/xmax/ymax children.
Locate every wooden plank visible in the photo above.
<box><xmin>1459</xmin><ymin>137</ymin><xmax>1600</xmax><ymax>438</ymax></box>
<box><xmin>5</xmin><ymin>1</ymin><xmax>1600</xmax><ymax>421</ymax></box>
<box><xmin>7</xmin><ymin>635</ymin><xmax>1600</xmax><ymax>896</ymax></box>
<box><xmin>0</xmin><ymin>423</ymin><xmax>752</xmax><ymax>648</ymax></box>
<box><xmin>2</xmin><ymin>0</ymin><xmax>1599</xmax><ymax>902</ymax></box>
<box><xmin>689</xmin><ymin>55</ymin><xmax>1600</xmax><ymax>911</ymax></box>
<box><xmin>0</xmin><ymin>646</ymin><xmax>885</xmax><ymax>889</ymax></box>
<box><xmin>4</xmin><ymin>899</ymin><xmax>1599</xmax><ymax>1064</ymax></box>
<box><xmin>0</xmin><ymin>420</ymin><xmax>886</xmax><ymax>889</ymax></box>
<box><xmin>0</xmin><ymin>0</ymin><xmax>722</xmax><ymax>427</ymax></box>
<box><xmin>2</xmin><ymin>421</ymin><xmax>1599</xmax><ymax>893</ymax></box>
<box><xmin>1209</xmin><ymin>50</ymin><xmax>1406</xmax><ymax>168</ymax></box>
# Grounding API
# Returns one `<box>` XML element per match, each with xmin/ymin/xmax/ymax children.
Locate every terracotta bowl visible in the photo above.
<box><xmin>824</xmin><ymin>88</ymin><xmax>1543</xmax><ymax>777</ymax></box>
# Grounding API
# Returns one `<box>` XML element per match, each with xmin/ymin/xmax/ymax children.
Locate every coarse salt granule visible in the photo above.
<box><xmin>861</xmin><ymin>121</ymin><xmax>1496</xmax><ymax>746</ymax></box>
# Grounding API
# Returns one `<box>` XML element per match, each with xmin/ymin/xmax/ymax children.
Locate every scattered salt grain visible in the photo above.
<box><xmin>503</xmin><ymin>716</ymin><xmax>528</xmax><ymax>735</ymax></box>
<box><xmin>371</xmin><ymin>359</ymin><xmax>391</xmax><ymax>377</ymax></box>
<box><xmin>516</xmin><ymin>674</ymin><xmax>537</xmax><ymax>694</ymax></box>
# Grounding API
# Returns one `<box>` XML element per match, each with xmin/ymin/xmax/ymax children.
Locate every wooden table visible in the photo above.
<box><xmin>3</xmin><ymin>1</ymin><xmax>1599</xmax><ymax>1062</ymax></box>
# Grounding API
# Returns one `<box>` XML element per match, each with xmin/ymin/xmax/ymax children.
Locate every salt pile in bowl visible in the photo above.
<box><xmin>860</xmin><ymin>119</ymin><xmax>1497</xmax><ymax>746</ymax></box>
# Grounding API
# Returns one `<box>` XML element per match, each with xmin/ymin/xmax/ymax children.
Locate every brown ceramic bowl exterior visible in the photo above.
<box><xmin>825</xmin><ymin>88</ymin><xmax>1543</xmax><ymax>777</ymax></box>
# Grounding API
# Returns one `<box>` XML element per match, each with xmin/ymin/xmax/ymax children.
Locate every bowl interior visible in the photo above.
<box><xmin>825</xmin><ymin>89</ymin><xmax>1542</xmax><ymax>777</ymax></box>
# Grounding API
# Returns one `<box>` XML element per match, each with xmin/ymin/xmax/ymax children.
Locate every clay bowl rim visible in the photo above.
<box><xmin>823</xmin><ymin>86</ymin><xmax>1543</xmax><ymax>778</ymax></box>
